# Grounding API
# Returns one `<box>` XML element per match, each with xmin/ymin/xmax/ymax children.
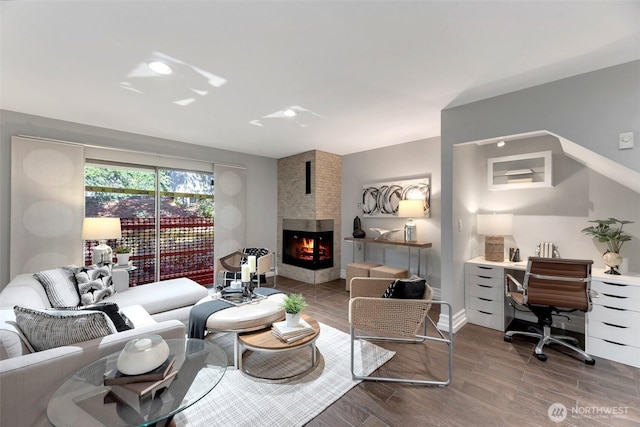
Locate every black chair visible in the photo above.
<box><xmin>504</xmin><ymin>257</ymin><xmax>596</xmax><ymax>365</ymax></box>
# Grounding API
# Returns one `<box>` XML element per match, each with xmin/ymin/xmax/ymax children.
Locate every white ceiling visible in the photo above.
<box><xmin>2</xmin><ymin>1</ymin><xmax>639</xmax><ymax>159</ymax></box>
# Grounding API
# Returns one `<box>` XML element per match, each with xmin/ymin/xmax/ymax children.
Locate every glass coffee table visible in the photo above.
<box><xmin>47</xmin><ymin>338</ymin><xmax>227</xmax><ymax>427</ymax></box>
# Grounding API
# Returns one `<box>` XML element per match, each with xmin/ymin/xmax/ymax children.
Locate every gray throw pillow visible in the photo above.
<box><xmin>14</xmin><ymin>306</ymin><xmax>117</xmax><ymax>352</ymax></box>
<box><xmin>75</xmin><ymin>264</ymin><xmax>114</xmax><ymax>305</ymax></box>
<box><xmin>33</xmin><ymin>267</ymin><xmax>80</xmax><ymax>308</ymax></box>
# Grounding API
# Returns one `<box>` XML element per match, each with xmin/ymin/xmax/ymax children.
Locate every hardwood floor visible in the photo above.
<box><xmin>272</xmin><ymin>276</ymin><xmax>640</xmax><ymax>427</ymax></box>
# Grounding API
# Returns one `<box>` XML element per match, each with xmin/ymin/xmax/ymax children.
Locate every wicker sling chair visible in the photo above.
<box><xmin>349</xmin><ymin>276</ymin><xmax>453</xmax><ymax>386</ymax></box>
<box><xmin>215</xmin><ymin>248</ymin><xmax>277</xmax><ymax>288</ymax></box>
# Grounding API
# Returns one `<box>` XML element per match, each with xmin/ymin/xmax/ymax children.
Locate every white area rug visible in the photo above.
<box><xmin>175</xmin><ymin>323</ymin><xmax>395</xmax><ymax>427</ymax></box>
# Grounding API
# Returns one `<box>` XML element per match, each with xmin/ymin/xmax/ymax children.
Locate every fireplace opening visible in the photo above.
<box><xmin>282</xmin><ymin>219</ymin><xmax>334</xmax><ymax>270</ymax></box>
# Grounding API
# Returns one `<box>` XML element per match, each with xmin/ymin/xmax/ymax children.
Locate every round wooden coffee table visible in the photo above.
<box><xmin>237</xmin><ymin>314</ymin><xmax>320</xmax><ymax>380</ymax></box>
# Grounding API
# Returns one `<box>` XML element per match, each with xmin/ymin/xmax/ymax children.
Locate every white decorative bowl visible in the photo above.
<box><xmin>116</xmin><ymin>335</ymin><xmax>170</xmax><ymax>375</ymax></box>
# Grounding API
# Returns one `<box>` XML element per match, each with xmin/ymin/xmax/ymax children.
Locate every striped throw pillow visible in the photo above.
<box><xmin>14</xmin><ymin>306</ymin><xmax>116</xmax><ymax>352</ymax></box>
<box><xmin>33</xmin><ymin>267</ymin><xmax>80</xmax><ymax>308</ymax></box>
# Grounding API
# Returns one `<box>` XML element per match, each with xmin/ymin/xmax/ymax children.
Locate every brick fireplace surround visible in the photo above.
<box><xmin>277</xmin><ymin>150</ymin><xmax>341</xmax><ymax>284</ymax></box>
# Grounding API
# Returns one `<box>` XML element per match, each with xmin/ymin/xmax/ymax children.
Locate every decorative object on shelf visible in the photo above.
<box><xmin>280</xmin><ymin>293</ymin><xmax>308</xmax><ymax>327</ymax></box>
<box><xmin>487</xmin><ymin>150</ymin><xmax>552</xmax><ymax>190</ymax></box>
<box><xmin>116</xmin><ymin>335</ymin><xmax>170</xmax><ymax>375</ymax></box>
<box><xmin>582</xmin><ymin>218</ymin><xmax>634</xmax><ymax>275</ymax></box>
<box><xmin>397</xmin><ymin>199</ymin><xmax>425</xmax><ymax>242</ymax></box>
<box><xmin>352</xmin><ymin>216</ymin><xmax>366</xmax><ymax>238</ymax></box>
<box><xmin>477</xmin><ymin>213</ymin><xmax>513</xmax><ymax>262</ymax></box>
<box><xmin>535</xmin><ymin>242</ymin><xmax>559</xmax><ymax>258</ymax></box>
<box><xmin>82</xmin><ymin>217</ymin><xmax>122</xmax><ymax>265</ymax></box>
<box><xmin>369</xmin><ymin>228</ymin><xmax>402</xmax><ymax>240</ymax></box>
<box><xmin>362</xmin><ymin>176</ymin><xmax>430</xmax><ymax>218</ymax></box>
<box><xmin>114</xmin><ymin>245</ymin><xmax>132</xmax><ymax>266</ymax></box>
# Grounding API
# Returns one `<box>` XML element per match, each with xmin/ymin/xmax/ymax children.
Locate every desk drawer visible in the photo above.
<box><xmin>468</xmin><ymin>283</ymin><xmax>501</xmax><ymax>299</ymax></box>
<box><xmin>592</xmin><ymin>292</ymin><xmax>639</xmax><ymax>311</ymax></box>
<box><xmin>469</xmin><ymin>296</ymin><xmax>502</xmax><ymax>314</ymax></box>
<box><xmin>468</xmin><ymin>309</ymin><xmax>503</xmax><ymax>331</ymax></box>
<box><xmin>588</xmin><ymin>318</ymin><xmax>640</xmax><ymax>347</ymax></box>
<box><xmin>592</xmin><ymin>279</ymin><xmax>640</xmax><ymax>300</ymax></box>
<box><xmin>586</xmin><ymin>336</ymin><xmax>640</xmax><ymax>368</ymax></box>
<box><xmin>589</xmin><ymin>304</ymin><xmax>640</xmax><ymax>326</ymax></box>
<box><xmin>467</xmin><ymin>264</ymin><xmax>502</xmax><ymax>280</ymax></box>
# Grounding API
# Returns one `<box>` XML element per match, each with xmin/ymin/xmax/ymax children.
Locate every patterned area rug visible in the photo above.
<box><xmin>175</xmin><ymin>323</ymin><xmax>395</xmax><ymax>426</ymax></box>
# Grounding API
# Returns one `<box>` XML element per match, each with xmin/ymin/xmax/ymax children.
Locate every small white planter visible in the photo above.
<box><xmin>116</xmin><ymin>253</ymin><xmax>131</xmax><ymax>266</ymax></box>
<box><xmin>286</xmin><ymin>312</ymin><xmax>301</xmax><ymax>327</ymax></box>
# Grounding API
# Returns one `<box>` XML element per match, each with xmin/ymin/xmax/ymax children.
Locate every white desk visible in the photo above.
<box><xmin>464</xmin><ymin>256</ymin><xmax>640</xmax><ymax>368</ymax></box>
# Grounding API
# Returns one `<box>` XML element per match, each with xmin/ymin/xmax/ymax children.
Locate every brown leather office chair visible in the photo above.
<box><xmin>504</xmin><ymin>257</ymin><xmax>596</xmax><ymax>365</ymax></box>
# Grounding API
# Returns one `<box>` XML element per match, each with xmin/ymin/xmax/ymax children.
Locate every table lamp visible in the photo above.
<box><xmin>477</xmin><ymin>213</ymin><xmax>513</xmax><ymax>262</ymax></box>
<box><xmin>398</xmin><ymin>199</ymin><xmax>424</xmax><ymax>242</ymax></box>
<box><xmin>82</xmin><ymin>217</ymin><xmax>122</xmax><ymax>265</ymax></box>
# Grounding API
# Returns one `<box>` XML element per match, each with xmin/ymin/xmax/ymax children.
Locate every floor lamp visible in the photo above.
<box><xmin>82</xmin><ymin>217</ymin><xmax>122</xmax><ymax>265</ymax></box>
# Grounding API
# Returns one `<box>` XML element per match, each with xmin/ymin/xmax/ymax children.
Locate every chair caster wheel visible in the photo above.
<box><xmin>536</xmin><ymin>353</ymin><xmax>547</xmax><ymax>362</ymax></box>
<box><xmin>503</xmin><ymin>336</ymin><xmax>512</xmax><ymax>342</ymax></box>
<box><xmin>584</xmin><ymin>359</ymin><xmax>596</xmax><ymax>366</ymax></box>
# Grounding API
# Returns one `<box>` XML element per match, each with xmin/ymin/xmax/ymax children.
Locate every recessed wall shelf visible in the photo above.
<box><xmin>488</xmin><ymin>151</ymin><xmax>552</xmax><ymax>190</ymax></box>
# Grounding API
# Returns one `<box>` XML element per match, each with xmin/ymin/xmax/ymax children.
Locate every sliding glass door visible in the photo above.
<box><xmin>84</xmin><ymin>163</ymin><xmax>214</xmax><ymax>286</ymax></box>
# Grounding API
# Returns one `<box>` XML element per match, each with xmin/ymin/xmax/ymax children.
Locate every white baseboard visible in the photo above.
<box><xmin>437</xmin><ymin>308</ymin><xmax>467</xmax><ymax>333</ymax></box>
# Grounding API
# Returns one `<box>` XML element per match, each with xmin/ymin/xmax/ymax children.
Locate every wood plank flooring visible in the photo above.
<box><xmin>272</xmin><ymin>276</ymin><xmax>640</xmax><ymax>427</ymax></box>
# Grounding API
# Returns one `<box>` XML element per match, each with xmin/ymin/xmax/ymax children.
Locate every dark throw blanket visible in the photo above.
<box><xmin>188</xmin><ymin>288</ymin><xmax>284</xmax><ymax>339</ymax></box>
<box><xmin>188</xmin><ymin>299</ymin><xmax>233</xmax><ymax>339</ymax></box>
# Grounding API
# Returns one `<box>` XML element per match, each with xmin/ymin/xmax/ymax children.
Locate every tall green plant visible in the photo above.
<box><xmin>582</xmin><ymin>218</ymin><xmax>634</xmax><ymax>253</ymax></box>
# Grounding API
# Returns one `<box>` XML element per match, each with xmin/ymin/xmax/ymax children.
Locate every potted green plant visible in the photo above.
<box><xmin>582</xmin><ymin>218</ymin><xmax>634</xmax><ymax>274</ymax></box>
<box><xmin>280</xmin><ymin>293</ymin><xmax>308</xmax><ymax>327</ymax></box>
<box><xmin>114</xmin><ymin>245</ymin><xmax>132</xmax><ymax>266</ymax></box>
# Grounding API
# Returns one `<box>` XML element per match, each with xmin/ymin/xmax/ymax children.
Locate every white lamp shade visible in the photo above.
<box><xmin>397</xmin><ymin>199</ymin><xmax>424</xmax><ymax>218</ymax></box>
<box><xmin>477</xmin><ymin>214</ymin><xmax>513</xmax><ymax>236</ymax></box>
<box><xmin>81</xmin><ymin>217</ymin><xmax>122</xmax><ymax>240</ymax></box>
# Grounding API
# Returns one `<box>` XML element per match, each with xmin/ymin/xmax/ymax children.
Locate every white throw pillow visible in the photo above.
<box><xmin>33</xmin><ymin>267</ymin><xmax>80</xmax><ymax>308</ymax></box>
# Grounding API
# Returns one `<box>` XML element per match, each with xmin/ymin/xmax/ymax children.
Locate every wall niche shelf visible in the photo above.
<box><xmin>488</xmin><ymin>150</ymin><xmax>552</xmax><ymax>190</ymax></box>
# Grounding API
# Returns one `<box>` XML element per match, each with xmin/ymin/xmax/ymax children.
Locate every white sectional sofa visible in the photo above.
<box><xmin>0</xmin><ymin>268</ymin><xmax>208</xmax><ymax>427</ymax></box>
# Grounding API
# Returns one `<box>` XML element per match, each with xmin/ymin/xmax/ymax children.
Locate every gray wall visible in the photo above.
<box><xmin>0</xmin><ymin>110</ymin><xmax>278</xmax><ymax>287</ymax></box>
<box><xmin>441</xmin><ymin>60</ymin><xmax>640</xmax><ymax>325</ymax></box>
<box><xmin>341</xmin><ymin>137</ymin><xmax>442</xmax><ymax>290</ymax></box>
<box><xmin>456</xmin><ymin>134</ymin><xmax>640</xmax><ymax>267</ymax></box>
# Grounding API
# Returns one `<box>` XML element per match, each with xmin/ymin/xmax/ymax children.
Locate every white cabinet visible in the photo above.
<box><xmin>465</xmin><ymin>262</ymin><xmax>513</xmax><ymax>331</ymax></box>
<box><xmin>487</xmin><ymin>150</ymin><xmax>552</xmax><ymax>190</ymax></box>
<box><xmin>586</xmin><ymin>278</ymin><xmax>640</xmax><ymax>368</ymax></box>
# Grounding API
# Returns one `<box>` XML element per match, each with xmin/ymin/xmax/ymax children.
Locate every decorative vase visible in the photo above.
<box><xmin>602</xmin><ymin>251</ymin><xmax>622</xmax><ymax>275</ymax></box>
<box><xmin>117</xmin><ymin>335</ymin><xmax>170</xmax><ymax>375</ymax></box>
<box><xmin>117</xmin><ymin>253</ymin><xmax>130</xmax><ymax>266</ymax></box>
<box><xmin>286</xmin><ymin>312</ymin><xmax>301</xmax><ymax>327</ymax></box>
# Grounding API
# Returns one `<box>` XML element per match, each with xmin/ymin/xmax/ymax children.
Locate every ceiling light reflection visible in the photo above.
<box><xmin>149</xmin><ymin>61</ymin><xmax>172</xmax><ymax>75</ymax></box>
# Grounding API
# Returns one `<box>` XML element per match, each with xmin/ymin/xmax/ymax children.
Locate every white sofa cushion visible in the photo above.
<box><xmin>0</xmin><ymin>309</ymin><xmax>34</xmax><ymax>359</ymax></box>
<box><xmin>106</xmin><ymin>278</ymin><xmax>207</xmax><ymax>316</ymax></box>
<box><xmin>14</xmin><ymin>306</ymin><xmax>117</xmax><ymax>352</ymax></box>
<box><xmin>33</xmin><ymin>267</ymin><xmax>80</xmax><ymax>307</ymax></box>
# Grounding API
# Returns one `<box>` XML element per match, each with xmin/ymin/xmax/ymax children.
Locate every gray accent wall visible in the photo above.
<box><xmin>341</xmin><ymin>137</ymin><xmax>442</xmax><ymax>290</ymax></box>
<box><xmin>0</xmin><ymin>110</ymin><xmax>277</xmax><ymax>288</ymax></box>
<box><xmin>441</xmin><ymin>60</ymin><xmax>640</xmax><ymax>328</ymax></box>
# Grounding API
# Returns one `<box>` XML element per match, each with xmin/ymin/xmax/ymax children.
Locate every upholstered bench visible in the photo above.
<box><xmin>346</xmin><ymin>262</ymin><xmax>381</xmax><ymax>291</ymax></box>
<box><xmin>369</xmin><ymin>265</ymin><xmax>409</xmax><ymax>279</ymax></box>
<box><xmin>193</xmin><ymin>293</ymin><xmax>287</xmax><ymax>367</ymax></box>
